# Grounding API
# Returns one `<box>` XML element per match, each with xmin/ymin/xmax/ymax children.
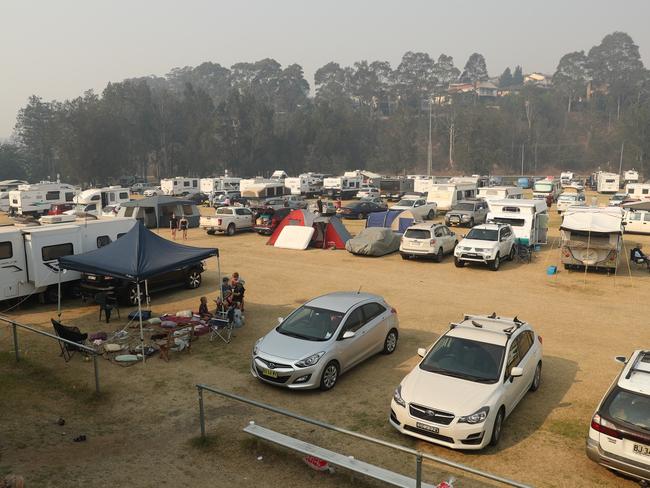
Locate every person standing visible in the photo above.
<box><xmin>316</xmin><ymin>196</ymin><xmax>323</xmax><ymax>214</ymax></box>
<box><xmin>170</xmin><ymin>212</ymin><xmax>178</xmax><ymax>240</ymax></box>
<box><xmin>335</xmin><ymin>197</ymin><xmax>342</xmax><ymax>210</ymax></box>
<box><xmin>179</xmin><ymin>214</ymin><xmax>189</xmax><ymax>240</ymax></box>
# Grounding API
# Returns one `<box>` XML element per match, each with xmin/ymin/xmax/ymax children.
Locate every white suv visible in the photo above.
<box><xmin>400</xmin><ymin>223</ymin><xmax>458</xmax><ymax>262</ymax></box>
<box><xmin>586</xmin><ymin>350</ymin><xmax>650</xmax><ymax>482</ymax></box>
<box><xmin>390</xmin><ymin>314</ymin><xmax>543</xmax><ymax>450</ymax></box>
<box><xmin>454</xmin><ymin>223</ymin><xmax>516</xmax><ymax>271</ymax></box>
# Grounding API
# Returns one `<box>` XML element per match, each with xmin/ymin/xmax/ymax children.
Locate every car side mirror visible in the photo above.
<box><xmin>277</xmin><ymin>317</ymin><xmax>284</xmax><ymax>324</ymax></box>
<box><xmin>615</xmin><ymin>356</ymin><xmax>627</xmax><ymax>364</ymax></box>
<box><xmin>341</xmin><ymin>330</ymin><xmax>356</xmax><ymax>339</ymax></box>
<box><xmin>417</xmin><ymin>347</ymin><xmax>426</xmax><ymax>358</ymax></box>
<box><xmin>510</xmin><ymin>367</ymin><xmax>524</xmax><ymax>379</ymax></box>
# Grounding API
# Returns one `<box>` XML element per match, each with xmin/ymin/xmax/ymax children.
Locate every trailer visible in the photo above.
<box><xmin>8</xmin><ymin>181</ymin><xmax>78</xmax><ymax>216</ymax></box>
<box><xmin>240</xmin><ymin>179</ymin><xmax>288</xmax><ymax>200</ymax></box>
<box><xmin>199</xmin><ymin>177</ymin><xmax>241</xmax><ymax>194</ymax></box>
<box><xmin>323</xmin><ymin>176</ymin><xmax>363</xmax><ymax>199</ymax></box>
<box><xmin>284</xmin><ymin>174</ymin><xmax>321</xmax><ymax>197</ymax></box>
<box><xmin>0</xmin><ymin>217</ymin><xmax>136</xmax><ymax>302</ymax></box>
<box><xmin>426</xmin><ymin>182</ymin><xmax>477</xmax><ymax>212</ymax></box>
<box><xmin>160</xmin><ymin>177</ymin><xmax>200</xmax><ymax>196</ymax></box>
<box><xmin>66</xmin><ymin>186</ymin><xmax>131</xmax><ymax>216</ymax></box>
<box><xmin>378</xmin><ymin>178</ymin><xmax>415</xmax><ymax>201</ymax></box>
<box><xmin>596</xmin><ymin>172</ymin><xmax>620</xmax><ymax>194</ymax></box>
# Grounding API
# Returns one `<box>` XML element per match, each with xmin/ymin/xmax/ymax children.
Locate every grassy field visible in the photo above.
<box><xmin>0</xmin><ymin>192</ymin><xmax>648</xmax><ymax>487</ymax></box>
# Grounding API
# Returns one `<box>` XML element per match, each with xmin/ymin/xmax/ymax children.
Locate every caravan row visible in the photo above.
<box><xmin>0</xmin><ymin>218</ymin><xmax>136</xmax><ymax>302</ymax></box>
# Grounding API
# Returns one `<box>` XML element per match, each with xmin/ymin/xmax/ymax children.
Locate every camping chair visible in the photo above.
<box><xmin>514</xmin><ymin>242</ymin><xmax>533</xmax><ymax>264</ymax></box>
<box><xmin>96</xmin><ymin>292</ymin><xmax>120</xmax><ymax>323</ymax></box>
<box><xmin>51</xmin><ymin>319</ymin><xmax>89</xmax><ymax>362</ymax></box>
<box><xmin>630</xmin><ymin>249</ymin><xmax>650</xmax><ymax>272</ymax></box>
<box><xmin>209</xmin><ymin>311</ymin><xmax>233</xmax><ymax>344</ymax></box>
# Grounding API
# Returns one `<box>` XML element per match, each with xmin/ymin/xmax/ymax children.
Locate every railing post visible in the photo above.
<box><xmin>198</xmin><ymin>386</ymin><xmax>206</xmax><ymax>438</ymax></box>
<box><xmin>11</xmin><ymin>322</ymin><xmax>19</xmax><ymax>362</ymax></box>
<box><xmin>92</xmin><ymin>354</ymin><xmax>100</xmax><ymax>394</ymax></box>
<box><xmin>415</xmin><ymin>452</ymin><xmax>423</xmax><ymax>488</ymax></box>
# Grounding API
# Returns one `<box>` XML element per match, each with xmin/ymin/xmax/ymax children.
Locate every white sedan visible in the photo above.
<box><xmin>390</xmin><ymin>314</ymin><xmax>543</xmax><ymax>449</ymax></box>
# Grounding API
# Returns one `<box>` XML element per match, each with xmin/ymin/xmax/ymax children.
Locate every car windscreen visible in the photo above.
<box><xmin>466</xmin><ymin>228</ymin><xmax>498</xmax><ymax>241</ymax></box>
<box><xmin>404</xmin><ymin>229</ymin><xmax>431</xmax><ymax>239</ymax></box>
<box><xmin>558</xmin><ymin>195</ymin><xmax>577</xmax><ymax>201</ymax></box>
<box><xmin>395</xmin><ymin>200</ymin><xmax>415</xmax><ymax>207</ymax></box>
<box><xmin>534</xmin><ymin>183</ymin><xmax>553</xmax><ymax>192</ymax></box>
<box><xmin>452</xmin><ymin>203</ymin><xmax>474</xmax><ymax>211</ymax></box>
<box><xmin>276</xmin><ymin>306</ymin><xmax>344</xmax><ymax>342</ymax></box>
<box><xmin>420</xmin><ymin>336</ymin><xmax>505</xmax><ymax>383</ymax></box>
<box><xmin>603</xmin><ymin>387</ymin><xmax>650</xmax><ymax>430</ymax></box>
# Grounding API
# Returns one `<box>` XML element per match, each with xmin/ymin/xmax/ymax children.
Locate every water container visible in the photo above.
<box><xmin>546</xmin><ymin>265</ymin><xmax>557</xmax><ymax>275</ymax></box>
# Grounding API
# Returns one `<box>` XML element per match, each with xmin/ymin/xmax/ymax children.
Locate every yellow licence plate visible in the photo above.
<box><xmin>262</xmin><ymin>368</ymin><xmax>278</xmax><ymax>378</ymax></box>
<box><xmin>633</xmin><ymin>443</ymin><xmax>650</xmax><ymax>457</ymax></box>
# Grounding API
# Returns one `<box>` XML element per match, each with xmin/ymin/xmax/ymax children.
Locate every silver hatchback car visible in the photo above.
<box><xmin>251</xmin><ymin>292</ymin><xmax>399</xmax><ymax>390</ymax></box>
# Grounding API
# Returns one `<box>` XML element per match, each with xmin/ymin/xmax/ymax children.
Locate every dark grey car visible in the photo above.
<box><xmin>445</xmin><ymin>200</ymin><xmax>489</xmax><ymax>227</ymax></box>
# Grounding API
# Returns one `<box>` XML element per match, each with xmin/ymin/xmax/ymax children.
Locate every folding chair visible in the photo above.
<box><xmin>51</xmin><ymin>319</ymin><xmax>89</xmax><ymax>362</ymax></box>
<box><xmin>96</xmin><ymin>292</ymin><xmax>120</xmax><ymax>323</ymax></box>
<box><xmin>209</xmin><ymin>311</ymin><xmax>233</xmax><ymax>344</ymax></box>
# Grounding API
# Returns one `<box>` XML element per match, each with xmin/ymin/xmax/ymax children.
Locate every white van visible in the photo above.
<box><xmin>9</xmin><ymin>181</ymin><xmax>78</xmax><ymax>216</ymax></box>
<box><xmin>426</xmin><ymin>183</ymin><xmax>477</xmax><ymax>212</ymax></box>
<box><xmin>487</xmin><ymin>199</ymin><xmax>548</xmax><ymax>246</ymax></box>
<box><xmin>477</xmin><ymin>186</ymin><xmax>523</xmax><ymax>202</ymax></box>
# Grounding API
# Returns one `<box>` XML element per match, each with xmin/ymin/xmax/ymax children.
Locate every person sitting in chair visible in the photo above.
<box><xmin>198</xmin><ymin>296</ymin><xmax>212</xmax><ymax>320</ymax></box>
<box><xmin>631</xmin><ymin>243</ymin><xmax>649</xmax><ymax>265</ymax></box>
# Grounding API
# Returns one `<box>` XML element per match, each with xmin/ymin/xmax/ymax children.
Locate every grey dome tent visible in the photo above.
<box><xmin>57</xmin><ymin>221</ymin><xmax>219</xmax><ymax>362</ymax></box>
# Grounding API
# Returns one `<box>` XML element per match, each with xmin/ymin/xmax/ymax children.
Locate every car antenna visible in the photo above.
<box><xmin>357</xmin><ymin>286</ymin><xmax>362</xmax><ymax>294</ymax></box>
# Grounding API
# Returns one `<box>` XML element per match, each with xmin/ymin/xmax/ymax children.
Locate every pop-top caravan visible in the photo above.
<box><xmin>487</xmin><ymin>199</ymin><xmax>549</xmax><ymax>246</ymax></box>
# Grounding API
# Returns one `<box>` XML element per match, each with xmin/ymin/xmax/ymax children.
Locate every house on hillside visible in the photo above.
<box><xmin>476</xmin><ymin>82</ymin><xmax>498</xmax><ymax>97</ymax></box>
<box><xmin>524</xmin><ymin>73</ymin><xmax>552</xmax><ymax>87</ymax></box>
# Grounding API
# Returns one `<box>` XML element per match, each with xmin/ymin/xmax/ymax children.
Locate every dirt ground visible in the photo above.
<box><xmin>1</xmin><ymin>193</ymin><xmax>648</xmax><ymax>488</ymax></box>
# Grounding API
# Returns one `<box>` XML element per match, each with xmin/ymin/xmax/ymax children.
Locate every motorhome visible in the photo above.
<box><xmin>487</xmin><ymin>199</ymin><xmax>548</xmax><ymax>246</ymax></box>
<box><xmin>8</xmin><ymin>181</ymin><xmax>78</xmax><ymax>216</ymax></box>
<box><xmin>0</xmin><ymin>217</ymin><xmax>135</xmax><ymax>303</ymax></box>
<box><xmin>532</xmin><ymin>178</ymin><xmax>561</xmax><ymax>201</ymax></box>
<box><xmin>596</xmin><ymin>172</ymin><xmax>620</xmax><ymax>194</ymax></box>
<box><xmin>477</xmin><ymin>186</ymin><xmax>523</xmax><ymax>202</ymax></box>
<box><xmin>624</xmin><ymin>183</ymin><xmax>650</xmax><ymax>201</ymax></box>
<box><xmin>160</xmin><ymin>177</ymin><xmax>200</xmax><ymax>196</ymax></box>
<box><xmin>66</xmin><ymin>186</ymin><xmax>131</xmax><ymax>216</ymax></box>
<box><xmin>199</xmin><ymin>177</ymin><xmax>241</xmax><ymax>194</ymax></box>
<box><xmin>378</xmin><ymin>177</ymin><xmax>414</xmax><ymax>201</ymax></box>
<box><xmin>323</xmin><ymin>175</ymin><xmax>363</xmax><ymax>199</ymax></box>
<box><xmin>560</xmin><ymin>206</ymin><xmax>623</xmax><ymax>271</ymax></box>
<box><xmin>623</xmin><ymin>169</ymin><xmax>640</xmax><ymax>185</ymax></box>
<box><xmin>426</xmin><ymin>182</ymin><xmax>477</xmax><ymax>212</ymax></box>
<box><xmin>284</xmin><ymin>174</ymin><xmax>321</xmax><ymax>197</ymax></box>
<box><xmin>560</xmin><ymin>171</ymin><xmax>574</xmax><ymax>187</ymax></box>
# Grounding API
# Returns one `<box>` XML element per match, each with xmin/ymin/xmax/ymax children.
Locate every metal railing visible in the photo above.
<box><xmin>196</xmin><ymin>384</ymin><xmax>532</xmax><ymax>488</ymax></box>
<box><xmin>1</xmin><ymin>314</ymin><xmax>101</xmax><ymax>394</ymax></box>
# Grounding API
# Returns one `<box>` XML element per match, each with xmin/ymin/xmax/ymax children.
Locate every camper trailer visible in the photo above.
<box><xmin>596</xmin><ymin>172</ymin><xmax>620</xmax><ymax>194</ymax></box>
<box><xmin>625</xmin><ymin>183</ymin><xmax>650</xmax><ymax>201</ymax></box>
<box><xmin>199</xmin><ymin>177</ymin><xmax>241</xmax><ymax>194</ymax></box>
<box><xmin>426</xmin><ymin>182</ymin><xmax>478</xmax><ymax>212</ymax></box>
<box><xmin>66</xmin><ymin>187</ymin><xmax>130</xmax><ymax>216</ymax></box>
<box><xmin>560</xmin><ymin>171</ymin><xmax>574</xmax><ymax>187</ymax></box>
<box><xmin>8</xmin><ymin>181</ymin><xmax>78</xmax><ymax>216</ymax></box>
<box><xmin>560</xmin><ymin>206</ymin><xmax>623</xmax><ymax>271</ymax></box>
<box><xmin>240</xmin><ymin>179</ymin><xmax>288</xmax><ymax>201</ymax></box>
<box><xmin>284</xmin><ymin>174</ymin><xmax>321</xmax><ymax>197</ymax></box>
<box><xmin>487</xmin><ymin>199</ymin><xmax>548</xmax><ymax>246</ymax></box>
<box><xmin>378</xmin><ymin>178</ymin><xmax>415</xmax><ymax>201</ymax></box>
<box><xmin>323</xmin><ymin>176</ymin><xmax>363</xmax><ymax>199</ymax></box>
<box><xmin>623</xmin><ymin>169</ymin><xmax>640</xmax><ymax>185</ymax></box>
<box><xmin>532</xmin><ymin>178</ymin><xmax>561</xmax><ymax>201</ymax></box>
<box><xmin>0</xmin><ymin>180</ymin><xmax>28</xmax><ymax>193</ymax></box>
<box><xmin>0</xmin><ymin>217</ymin><xmax>135</xmax><ymax>302</ymax></box>
<box><xmin>160</xmin><ymin>177</ymin><xmax>200</xmax><ymax>196</ymax></box>
<box><xmin>477</xmin><ymin>186</ymin><xmax>523</xmax><ymax>202</ymax></box>
<box><xmin>412</xmin><ymin>177</ymin><xmax>436</xmax><ymax>194</ymax></box>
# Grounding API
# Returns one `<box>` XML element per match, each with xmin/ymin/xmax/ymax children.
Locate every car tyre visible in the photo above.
<box><xmin>382</xmin><ymin>329</ymin><xmax>398</xmax><ymax>354</ymax></box>
<box><xmin>186</xmin><ymin>269</ymin><xmax>202</xmax><ymax>289</ymax></box>
<box><xmin>206</xmin><ymin>229</ymin><xmax>216</xmax><ymax>235</ymax></box>
<box><xmin>426</xmin><ymin>209</ymin><xmax>435</xmax><ymax>220</ymax></box>
<box><xmin>490</xmin><ymin>253</ymin><xmax>500</xmax><ymax>271</ymax></box>
<box><xmin>226</xmin><ymin>223</ymin><xmax>236</xmax><ymax>236</ymax></box>
<box><xmin>127</xmin><ymin>284</ymin><xmax>143</xmax><ymax>306</ymax></box>
<box><xmin>490</xmin><ymin>407</ymin><xmax>505</xmax><ymax>446</ymax></box>
<box><xmin>454</xmin><ymin>257</ymin><xmax>464</xmax><ymax>267</ymax></box>
<box><xmin>509</xmin><ymin>245</ymin><xmax>516</xmax><ymax>261</ymax></box>
<box><xmin>530</xmin><ymin>362</ymin><xmax>542</xmax><ymax>392</ymax></box>
<box><xmin>358</xmin><ymin>213</ymin><xmax>366</xmax><ymax>220</ymax></box>
<box><xmin>435</xmin><ymin>247</ymin><xmax>444</xmax><ymax>263</ymax></box>
<box><xmin>320</xmin><ymin>361</ymin><xmax>339</xmax><ymax>391</ymax></box>
<box><xmin>400</xmin><ymin>253</ymin><xmax>409</xmax><ymax>260</ymax></box>
<box><xmin>468</xmin><ymin>218</ymin><xmax>474</xmax><ymax>228</ymax></box>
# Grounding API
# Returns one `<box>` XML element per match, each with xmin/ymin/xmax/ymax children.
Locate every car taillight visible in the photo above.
<box><xmin>390</xmin><ymin>307</ymin><xmax>397</xmax><ymax>314</ymax></box>
<box><xmin>562</xmin><ymin>247</ymin><xmax>570</xmax><ymax>257</ymax></box>
<box><xmin>217</xmin><ymin>218</ymin><xmax>222</xmax><ymax>225</ymax></box>
<box><xmin>430</xmin><ymin>239</ymin><xmax>437</xmax><ymax>245</ymax></box>
<box><xmin>591</xmin><ymin>414</ymin><xmax>622</xmax><ymax>439</ymax></box>
<box><xmin>537</xmin><ymin>335</ymin><xmax>543</xmax><ymax>344</ymax></box>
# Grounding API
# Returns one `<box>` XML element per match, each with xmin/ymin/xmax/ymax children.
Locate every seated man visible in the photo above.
<box><xmin>631</xmin><ymin>244</ymin><xmax>648</xmax><ymax>265</ymax></box>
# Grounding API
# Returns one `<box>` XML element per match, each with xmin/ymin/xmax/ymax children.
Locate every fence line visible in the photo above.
<box><xmin>196</xmin><ymin>383</ymin><xmax>532</xmax><ymax>488</ymax></box>
<box><xmin>0</xmin><ymin>314</ymin><xmax>101</xmax><ymax>394</ymax></box>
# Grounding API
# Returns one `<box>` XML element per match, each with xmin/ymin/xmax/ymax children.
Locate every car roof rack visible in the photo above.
<box><xmin>625</xmin><ymin>350</ymin><xmax>650</xmax><ymax>380</ymax></box>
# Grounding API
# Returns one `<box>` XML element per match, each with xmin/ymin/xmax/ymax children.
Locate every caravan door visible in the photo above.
<box><xmin>0</xmin><ymin>229</ymin><xmax>28</xmax><ymax>299</ymax></box>
<box><xmin>535</xmin><ymin>214</ymin><xmax>549</xmax><ymax>244</ymax></box>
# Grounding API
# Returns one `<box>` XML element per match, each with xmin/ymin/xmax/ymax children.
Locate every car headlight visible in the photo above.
<box><xmin>458</xmin><ymin>406</ymin><xmax>489</xmax><ymax>424</ymax></box>
<box><xmin>393</xmin><ymin>385</ymin><xmax>406</xmax><ymax>407</ymax></box>
<box><xmin>461</xmin><ymin>215</ymin><xmax>471</xmax><ymax>220</ymax></box>
<box><xmin>252</xmin><ymin>338</ymin><xmax>262</xmax><ymax>356</ymax></box>
<box><xmin>295</xmin><ymin>352</ymin><xmax>325</xmax><ymax>368</ymax></box>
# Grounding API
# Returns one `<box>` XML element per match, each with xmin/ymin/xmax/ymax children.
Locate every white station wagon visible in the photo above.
<box><xmin>400</xmin><ymin>223</ymin><xmax>458</xmax><ymax>262</ymax></box>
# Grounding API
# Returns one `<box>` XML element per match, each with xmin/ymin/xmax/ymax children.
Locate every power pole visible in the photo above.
<box><xmin>427</xmin><ymin>99</ymin><xmax>433</xmax><ymax>177</ymax></box>
<box><xmin>520</xmin><ymin>144</ymin><xmax>525</xmax><ymax>175</ymax></box>
<box><xmin>618</xmin><ymin>141</ymin><xmax>625</xmax><ymax>176</ymax></box>
<box><xmin>448</xmin><ymin>123</ymin><xmax>455</xmax><ymax>169</ymax></box>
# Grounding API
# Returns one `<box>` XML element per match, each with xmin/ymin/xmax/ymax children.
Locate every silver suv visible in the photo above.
<box><xmin>445</xmin><ymin>200</ymin><xmax>489</xmax><ymax>227</ymax></box>
<box><xmin>454</xmin><ymin>223</ymin><xmax>516</xmax><ymax>271</ymax></box>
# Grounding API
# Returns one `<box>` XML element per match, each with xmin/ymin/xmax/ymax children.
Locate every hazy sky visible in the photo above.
<box><xmin>3</xmin><ymin>0</ymin><xmax>650</xmax><ymax>138</ymax></box>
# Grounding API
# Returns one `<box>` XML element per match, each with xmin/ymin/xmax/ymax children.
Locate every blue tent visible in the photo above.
<box><xmin>366</xmin><ymin>210</ymin><xmax>415</xmax><ymax>234</ymax></box>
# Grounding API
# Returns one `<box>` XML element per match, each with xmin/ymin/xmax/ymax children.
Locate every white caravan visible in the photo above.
<box><xmin>623</xmin><ymin>169</ymin><xmax>640</xmax><ymax>185</ymax></box>
<box><xmin>0</xmin><ymin>217</ymin><xmax>135</xmax><ymax>302</ymax></box>
<box><xmin>560</xmin><ymin>171</ymin><xmax>574</xmax><ymax>187</ymax></box>
<box><xmin>160</xmin><ymin>177</ymin><xmax>200</xmax><ymax>196</ymax></box>
<box><xmin>426</xmin><ymin>182</ymin><xmax>477</xmax><ymax>212</ymax></box>
<box><xmin>532</xmin><ymin>178</ymin><xmax>561</xmax><ymax>201</ymax></box>
<box><xmin>596</xmin><ymin>172</ymin><xmax>620</xmax><ymax>194</ymax></box>
<box><xmin>625</xmin><ymin>183</ymin><xmax>650</xmax><ymax>201</ymax></box>
<box><xmin>560</xmin><ymin>206</ymin><xmax>623</xmax><ymax>271</ymax></box>
<box><xmin>478</xmin><ymin>186</ymin><xmax>523</xmax><ymax>202</ymax></box>
<box><xmin>284</xmin><ymin>174</ymin><xmax>321</xmax><ymax>197</ymax></box>
<box><xmin>199</xmin><ymin>177</ymin><xmax>241</xmax><ymax>194</ymax></box>
<box><xmin>413</xmin><ymin>176</ymin><xmax>436</xmax><ymax>194</ymax></box>
<box><xmin>8</xmin><ymin>181</ymin><xmax>78</xmax><ymax>216</ymax></box>
<box><xmin>66</xmin><ymin>186</ymin><xmax>131</xmax><ymax>216</ymax></box>
<box><xmin>487</xmin><ymin>199</ymin><xmax>549</xmax><ymax>246</ymax></box>
<box><xmin>323</xmin><ymin>175</ymin><xmax>363</xmax><ymax>199</ymax></box>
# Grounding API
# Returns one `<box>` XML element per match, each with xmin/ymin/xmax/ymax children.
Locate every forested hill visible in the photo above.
<box><xmin>2</xmin><ymin>31</ymin><xmax>649</xmax><ymax>184</ymax></box>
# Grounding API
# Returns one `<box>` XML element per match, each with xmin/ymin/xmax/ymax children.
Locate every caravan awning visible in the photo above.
<box><xmin>560</xmin><ymin>207</ymin><xmax>623</xmax><ymax>234</ymax></box>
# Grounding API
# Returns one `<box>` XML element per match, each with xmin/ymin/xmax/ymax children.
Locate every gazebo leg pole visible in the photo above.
<box><xmin>57</xmin><ymin>269</ymin><xmax>62</xmax><ymax>318</ymax></box>
<box><xmin>137</xmin><ymin>281</ymin><xmax>145</xmax><ymax>364</ymax></box>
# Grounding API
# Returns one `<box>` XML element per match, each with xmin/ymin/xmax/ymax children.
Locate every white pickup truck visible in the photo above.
<box><xmin>200</xmin><ymin>206</ymin><xmax>255</xmax><ymax>236</ymax></box>
<box><xmin>390</xmin><ymin>198</ymin><xmax>437</xmax><ymax>220</ymax></box>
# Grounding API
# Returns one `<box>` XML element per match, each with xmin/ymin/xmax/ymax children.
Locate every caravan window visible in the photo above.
<box><xmin>192</xmin><ymin>180</ymin><xmax>198</xmax><ymax>188</ymax></box>
<box><xmin>119</xmin><ymin>192</ymin><xmax>129</xmax><ymax>199</ymax></box>
<box><xmin>97</xmin><ymin>235</ymin><xmax>111</xmax><ymax>248</ymax></box>
<box><xmin>91</xmin><ymin>195</ymin><xmax>100</xmax><ymax>201</ymax></box>
<box><xmin>65</xmin><ymin>192</ymin><xmax>74</xmax><ymax>202</ymax></box>
<box><xmin>45</xmin><ymin>191</ymin><xmax>60</xmax><ymax>201</ymax></box>
<box><xmin>42</xmin><ymin>243</ymin><xmax>73</xmax><ymax>261</ymax></box>
<box><xmin>464</xmin><ymin>189</ymin><xmax>475</xmax><ymax>198</ymax></box>
<box><xmin>184</xmin><ymin>181</ymin><xmax>190</xmax><ymax>187</ymax></box>
<box><xmin>124</xmin><ymin>207</ymin><xmax>135</xmax><ymax>217</ymax></box>
<box><xmin>0</xmin><ymin>241</ymin><xmax>13</xmax><ymax>259</ymax></box>
<box><xmin>109</xmin><ymin>193</ymin><xmax>116</xmax><ymax>202</ymax></box>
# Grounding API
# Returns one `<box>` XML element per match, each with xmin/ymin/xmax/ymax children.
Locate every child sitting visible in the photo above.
<box><xmin>198</xmin><ymin>296</ymin><xmax>212</xmax><ymax>319</ymax></box>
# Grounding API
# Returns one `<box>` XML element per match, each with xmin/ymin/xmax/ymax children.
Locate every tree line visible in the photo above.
<box><xmin>1</xmin><ymin>31</ymin><xmax>649</xmax><ymax>184</ymax></box>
